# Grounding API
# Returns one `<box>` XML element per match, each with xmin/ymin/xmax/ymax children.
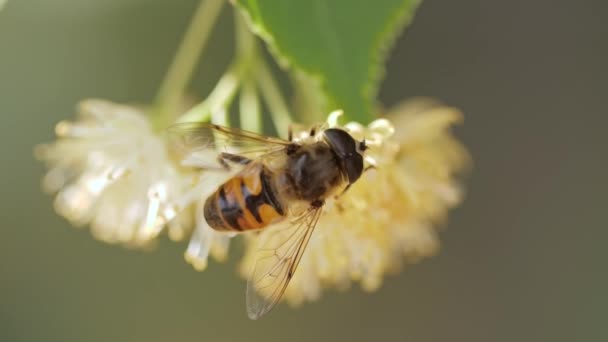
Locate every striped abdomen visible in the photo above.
<box><xmin>204</xmin><ymin>162</ymin><xmax>285</xmax><ymax>232</ymax></box>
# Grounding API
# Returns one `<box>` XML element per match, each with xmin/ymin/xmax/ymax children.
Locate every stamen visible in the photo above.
<box><xmin>185</xmin><ymin>222</ymin><xmax>212</xmax><ymax>271</ymax></box>
<box><xmin>327</xmin><ymin>110</ymin><xmax>344</xmax><ymax>127</ymax></box>
<box><xmin>368</xmin><ymin>118</ymin><xmax>395</xmax><ymax>138</ymax></box>
<box><xmin>54</xmin><ymin>121</ymin><xmax>72</xmax><ymax>137</ymax></box>
<box><xmin>139</xmin><ymin>183</ymin><xmax>169</xmax><ymax>240</ymax></box>
<box><xmin>83</xmin><ymin>173</ymin><xmax>112</xmax><ymax>195</ymax></box>
<box><xmin>141</xmin><ymin>197</ymin><xmax>161</xmax><ymax>240</ymax></box>
<box><xmin>55</xmin><ymin>120</ymin><xmax>111</xmax><ymax>138</ymax></box>
<box><xmin>364</xmin><ymin>155</ymin><xmax>377</xmax><ymax>167</ymax></box>
<box><xmin>106</xmin><ymin>165</ymin><xmax>131</xmax><ymax>181</ymax></box>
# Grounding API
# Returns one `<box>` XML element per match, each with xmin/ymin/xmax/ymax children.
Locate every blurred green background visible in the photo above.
<box><xmin>1</xmin><ymin>0</ymin><xmax>606</xmax><ymax>341</ymax></box>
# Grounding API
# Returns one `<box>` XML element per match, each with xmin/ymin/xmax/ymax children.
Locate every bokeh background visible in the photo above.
<box><xmin>1</xmin><ymin>0</ymin><xmax>606</xmax><ymax>341</ymax></box>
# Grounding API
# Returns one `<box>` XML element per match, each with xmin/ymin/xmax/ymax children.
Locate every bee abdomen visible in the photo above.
<box><xmin>203</xmin><ymin>192</ymin><xmax>233</xmax><ymax>231</ymax></box>
<box><xmin>204</xmin><ymin>164</ymin><xmax>285</xmax><ymax>232</ymax></box>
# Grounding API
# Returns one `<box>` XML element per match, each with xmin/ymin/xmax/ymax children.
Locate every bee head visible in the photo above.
<box><xmin>323</xmin><ymin>128</ymin><xmax>365</xmax><ymax>184</ymax></box>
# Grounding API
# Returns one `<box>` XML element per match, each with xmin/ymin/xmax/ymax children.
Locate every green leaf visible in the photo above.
<box><xmin>235</xmin><ymin>0</ymin><xmax>421</xmax><ymax>123</ymax></box>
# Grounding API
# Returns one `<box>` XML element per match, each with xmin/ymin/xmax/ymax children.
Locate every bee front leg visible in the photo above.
<box><xmin>336</xmin><ymin>183</ymin><xmax>352</xmax><ymax>198</ymax></box>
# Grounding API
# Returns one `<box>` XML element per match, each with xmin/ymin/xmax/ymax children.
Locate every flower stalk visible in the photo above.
<box><xmin>154</xmin><ymin>0</ymin><xmax>225</xmax><ymax>128</ymax></box>
<box><xmin>235</xmin><ymin>10</ymin><xmax>262</xmax><ymax>133</ymax></box>
<box><xmin>254</xmin><ymin>58</ymin><xmax>292</xmax><ymax>138</ymax></box>
<box><xmin>239</xmin><ymin>79</ymin><xmax>261</xmax><ymax>132</ymax></box>
<box><xmin>177</xmin><ymin>60</ymin><xmax>245</xmax><ymax>125</ymax></box>
<box><xmin>175</xmin><ymin>8</ymin><xmax>293</xmax><ymax>137</ymax></box>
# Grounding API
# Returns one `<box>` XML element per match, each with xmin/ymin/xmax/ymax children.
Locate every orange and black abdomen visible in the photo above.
<box><xmin>204</xmin><ymin>163</ymin><xmax>285</xmax><ymax>232</ymax></box>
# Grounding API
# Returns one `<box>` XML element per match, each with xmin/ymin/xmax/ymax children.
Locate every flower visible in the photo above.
<box><xmin>239</xmin><ymin>99</ymin><xmax>470</xmax><ymax>305</ymax></box>
<box><xmin>35</xmin><ymin>100</ymin><xmax>184</xmax><ymax>246</ymax></box>
<box><xmin>34</xmin><ymin>100</ymin><xmax>226</xmax><ymax>257</ymax></box>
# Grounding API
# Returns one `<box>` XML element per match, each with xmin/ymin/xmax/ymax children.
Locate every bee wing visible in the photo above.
<box><xmin>246</xmin><ymin>205</ymin><xmax>323</xmax><ymax>320</ymax></box>
<box><xmin>166</xmin><ymin>122</ymin><xmax>291</xmax><ymax>169</ymax></box>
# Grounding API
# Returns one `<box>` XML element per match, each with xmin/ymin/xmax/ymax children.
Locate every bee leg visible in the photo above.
<box><xmin>217</xmin><ymin>152</ymin><xmax>252</xmax><ymax>170</ymax></box>
<box><xmin>309</xmin><ymin>125</ymin><xmax>317</xmax><ymax>137</ymax></box>
<box><xmin>311</xmin><ymin>199</ymin><xmax>325</xmax><ymax>209</ymax></box>
<box><xmin>336</xmin><ymin>183</ymin><xmax>352</xmax><ymax>198</ymax></box>
<box><xmin>364</xmin><ymin>164</ymin><xmax>376</xmax><ymax>172</ymax></box>
<box><xmin>334</xmin><ymin>166</ymin><xmax>375</xmax><ymax>199</ymax></box>
<box><xmin>286</xmin><ymin>143</ymin><xmax>299</xmax><ymax>155</ymax></box>
<box><xmin>216</xmin><ymin>156</ymin><xmax>231</xmax><ymax>171</ymax></box>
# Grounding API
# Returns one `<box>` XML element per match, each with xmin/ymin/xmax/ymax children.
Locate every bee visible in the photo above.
<box><xmin>168</xmin><ymin>122</ymin><xmax>370</xmax><ymax>319</ymax></box>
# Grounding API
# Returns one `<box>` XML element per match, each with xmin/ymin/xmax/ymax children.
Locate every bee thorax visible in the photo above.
<box><xmin>284</xmin><ymin>142</ymin><xmax>344</xmax><ymax>202</ymax></box>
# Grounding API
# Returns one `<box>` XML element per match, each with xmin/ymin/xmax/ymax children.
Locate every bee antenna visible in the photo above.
<box><xmin>359</xmin><ymin>139</ymin><xmax>368</xmax><ymax>152</ymax></box>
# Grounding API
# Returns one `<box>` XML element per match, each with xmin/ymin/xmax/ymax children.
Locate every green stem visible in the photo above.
<box><xmin>234</xmin><ymin>10</ymin><xmax>262</xmax><ymax>133</ymax></box>
<box><xmin>239</xmin><ymin>79</ymin><xmax>261</xmax><ymax>132</ymax></box>
<box><xmin>155</xmin><ymin>0</ymin><xmax>225</xmax><ymax>125</ymax></box>
<box><xmin>176</xmin><ymin>61</ymin><xmax>245</xmax><ymax>124</ymax></box>
<box><xmin>174</xmin><ymin>6</ymin><xmax>292</xmax><ymax>136</ymax></box>
<box><xmin>255</xmin><ymin>59</ymin><xmax>292</xmax><ymax>138</ymax></box>
<box><xmin>235</xmin><ymin>10</ymin><xmax>256</xmax><ymax>62</ymax></box>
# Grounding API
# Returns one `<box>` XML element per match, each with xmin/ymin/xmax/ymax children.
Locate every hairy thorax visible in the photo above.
<box><xmin>278</xmin><ymin>142</ymin><xmax>345</xmax><ymax>203</ymax></box>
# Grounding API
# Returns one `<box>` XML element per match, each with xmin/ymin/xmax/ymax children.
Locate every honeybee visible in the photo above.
<box><xmin>169</xmin><ymin>122</ymin><xmax>370</xmax><ymax>319</ymax></box>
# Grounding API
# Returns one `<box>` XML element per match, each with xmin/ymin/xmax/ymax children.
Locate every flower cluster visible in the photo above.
<box><xmin>35</xmin><ymin>100</ymin><xmax>230</xmax><ymax>265</ymax></box>
<box><xmin>36</xmin><ymin>97</ymin><xmax>468</xmax><ymax>306</ymax></box>
<box><xmin>239</xmin><ymin>99</ymin><xmax>469</xmax><ymax>305</ymax></box>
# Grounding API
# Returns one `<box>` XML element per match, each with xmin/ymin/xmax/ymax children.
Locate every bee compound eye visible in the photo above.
<box><xmin>344</xmin><ymin>154</ymin><xmax>364</xmax><ymax>184</ymax></box>
<box><xmin>324</xmin><ymin>128</ymin><xmax>357</xmax><ymax>157</ymax></box>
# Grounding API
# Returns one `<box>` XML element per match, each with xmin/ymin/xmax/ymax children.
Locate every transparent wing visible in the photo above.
<box><xmin>169</xmin><ymin>122</ymin><xmax>289</xmax><ymax>153</ymax></box>
<box><xmin>166</xmin><ymin>122</ymin><xmax>291</xmax><ymax>170</ymax></box>
<box><xmin>246</xmin><ymin>205</ymin><xmax>323</xmax><ymax>320</ymax></box>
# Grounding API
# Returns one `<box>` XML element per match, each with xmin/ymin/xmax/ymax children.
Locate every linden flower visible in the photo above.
<box><xmin>239</xmin><ymin>99</ymin><xmax>469</xmax><ymax>305</ymax></box>
<box><xmin>35</xmin><ymin>99</ymin><xmax>228</xmax><ymax>259</ymax></box>
<box><xmin>35</xmin><ymin>100</ymin><xmax>185</xmax><ymax>246</ymax></box>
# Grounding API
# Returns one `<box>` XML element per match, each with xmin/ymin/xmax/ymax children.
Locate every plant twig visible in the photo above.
<box><xmin>177</xmin><ymin>61</ymin><xmax>244</xmax><ymax>124</ymax></box>
<box><xmin>255</xmin><ymin>59</ymin><xmax>292</xmax><ymax>138</ymax></box>
<box><xmin>155</xmin><ymin>0</ymin><xmax>225</xmax><ymax>124</ymax></box>
<box><xmin>239</xmin><ymin>79</ymin><xmax>261</xmax><ymax>132</ymax></box>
